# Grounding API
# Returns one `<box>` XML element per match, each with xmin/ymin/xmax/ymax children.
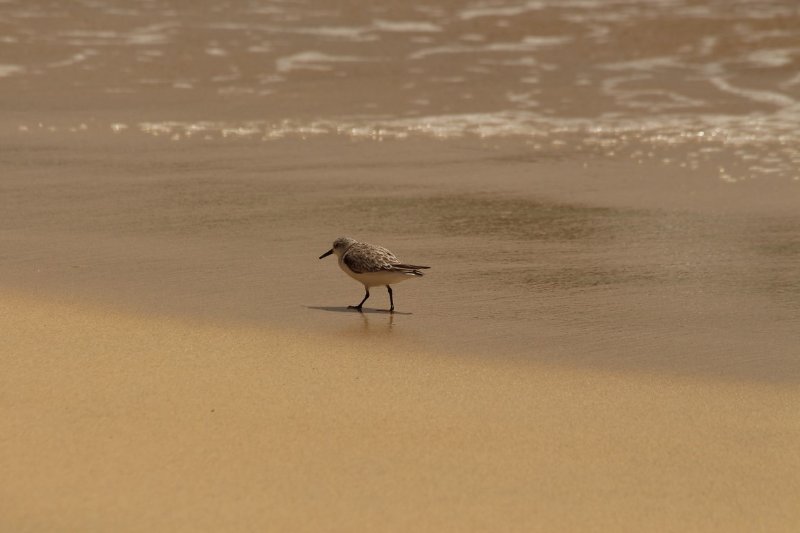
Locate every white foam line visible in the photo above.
<box><xmin>275</xmin><ymin>51</ymin><xmax>371</xmax><ymax>73</ymax></box>
<box><xmin>746</xmin><ymin>48</ymin><xmax>797</xmax><ymax>68</ymax></box>
<box><xmin>372</xmin><ymin>19</ymin><xmax>441</xmax><ymax>33</ymax></box>
<box><xmin>600</xmin><ymin>56</ymin><xmax>680</xmax><ymax>71</ymax></box>
<box><xmin>709</xmin><ymin>77</ymin><xmax>795</xmax><ymax>108</ymax></box>
<box><xmin>0</xmin><ymin>64</ymin><xmax>23</xmax><ymax>77</ymax></box>
<box><xmin>410</xmin><ymin>36</ymin><xmax>571</xmax><ymax>60</ymax></box>
<box><xmin>47</xmin><ymin>50</ymin><xmax>97</xmax><ymax>68</ymax></box>
<box><xmin>459</xmin><ymin>1</ymin><xmax>545</xmax><ymax>20</ymax></box>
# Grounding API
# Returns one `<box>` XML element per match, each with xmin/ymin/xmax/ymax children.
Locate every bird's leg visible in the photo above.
<box><xmin>349</xmin><ymin>288</ymin><xmax>370</xmax><ymax>311</ymax></box>
<box><xmin>386</xmin><ymin>285</ymin><xmax>394</xmax><ymax>312</ymax></box>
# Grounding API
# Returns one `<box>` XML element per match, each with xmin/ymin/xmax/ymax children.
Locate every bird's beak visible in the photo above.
<box><xmin>319</xmin><ymin>249</ymin><xmax>333</xmax><ymax>259</ymax></box>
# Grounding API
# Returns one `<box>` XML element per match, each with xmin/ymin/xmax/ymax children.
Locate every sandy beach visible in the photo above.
<box><xmin>3</xmin><ymin>0</ymin><xmax>800</xmax><ymax>530</ymax></box>
<box><xmin>3</xmin><ymin>292</ymin><xmax>799</xmax><ymax>532</ymax></box>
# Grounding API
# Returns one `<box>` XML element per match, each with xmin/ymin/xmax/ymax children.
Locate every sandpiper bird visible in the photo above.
<box><xmin>319</xmin><ymin>237</ymin><xmax>430</xmax><ymax>312</ymax></box>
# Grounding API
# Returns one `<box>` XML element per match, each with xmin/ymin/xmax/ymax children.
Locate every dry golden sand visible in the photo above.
<box><xmin>2</xmin><ymin>293</ymin><xmax>798</xmax><ymax>532</ymax></box>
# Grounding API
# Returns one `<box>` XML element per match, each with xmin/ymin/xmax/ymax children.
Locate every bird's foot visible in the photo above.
<box><xmin>348</xmin><ymin>305</ymin><xmax>363</xmax><ymax>312</ymax></box>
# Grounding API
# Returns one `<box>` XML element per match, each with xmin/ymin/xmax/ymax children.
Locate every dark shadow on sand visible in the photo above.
<box><xmin>307</xmin><ymin>306</ymin><xmax>412</xmax><ymax>316</ymax></box>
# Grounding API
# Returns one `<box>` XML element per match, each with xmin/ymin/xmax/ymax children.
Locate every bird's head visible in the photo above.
<box><xmin>319</xmin><ymin>236</ymin><xmax>358</xmax><ymax>259</ymax></box>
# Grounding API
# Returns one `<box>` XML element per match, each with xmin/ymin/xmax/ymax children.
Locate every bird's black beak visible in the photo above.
<box><xmin>319</xmin><ymin>249</ymin><xmax>333</xmax><ymax>259</ymax></box>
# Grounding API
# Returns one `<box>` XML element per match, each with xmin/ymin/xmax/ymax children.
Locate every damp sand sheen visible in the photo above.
<box><xmin>2</xmin><ymin>0</ymin><xmax>800</xmax><ymax>531</ymax></box>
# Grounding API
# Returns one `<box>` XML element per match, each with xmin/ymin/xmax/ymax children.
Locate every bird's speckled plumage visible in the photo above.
<box><xmin>342</xmin><ymin>243</ymin><xmax>426</xmax><ymax>275</ymax></box>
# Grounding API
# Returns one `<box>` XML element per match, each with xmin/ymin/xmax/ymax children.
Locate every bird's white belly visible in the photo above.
<box><xmin>338</xmin><ymin>261</ymin><xmax>413</xmax><ymax>287</ymax></box>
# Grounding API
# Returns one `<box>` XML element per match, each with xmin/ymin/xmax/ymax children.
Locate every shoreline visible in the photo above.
<box><xmin>2</xmin><ymin>134</ymin><xmax>799</xmax><ymax>384</ymax></box>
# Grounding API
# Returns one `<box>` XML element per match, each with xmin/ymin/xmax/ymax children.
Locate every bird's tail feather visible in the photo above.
<box><xmin>390</xmin><ymin>265</ymin><xmax>428</xmax><ymax>276</ymax></box>
<box><xmin>393</xmin><ymin>263</ymin><xmax>430</xmax><ymax>270</ymax></box>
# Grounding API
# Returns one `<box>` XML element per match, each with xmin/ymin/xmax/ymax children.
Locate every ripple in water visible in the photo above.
<box><xmin>3</xmin><ymin>0</ymin><xmax>800</xmax><ymax>181</ymax></box>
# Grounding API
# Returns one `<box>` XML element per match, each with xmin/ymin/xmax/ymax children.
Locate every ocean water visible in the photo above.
<box><xmin>3</xmin><ymin>0</ymin><xmax>800</xmax><ymax>182</ymax></box>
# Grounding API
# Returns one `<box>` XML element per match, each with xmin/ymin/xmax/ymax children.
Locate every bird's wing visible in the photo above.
<box><xmin>343</xmin><ymin>244</ymin><xmax>399</xmax><ymax>273</ymax></box>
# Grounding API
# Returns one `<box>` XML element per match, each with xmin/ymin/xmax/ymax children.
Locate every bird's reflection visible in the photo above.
<box><xmin>355</xmin><ymin>307</ymin><xmax>395</xmax><ymax>332</ymax></box>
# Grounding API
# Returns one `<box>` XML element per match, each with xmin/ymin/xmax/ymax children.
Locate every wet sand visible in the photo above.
<box><xmin>3</xmin><ymin>133</ymin><xmax>799</xmax><ymax>382</ymax></box>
